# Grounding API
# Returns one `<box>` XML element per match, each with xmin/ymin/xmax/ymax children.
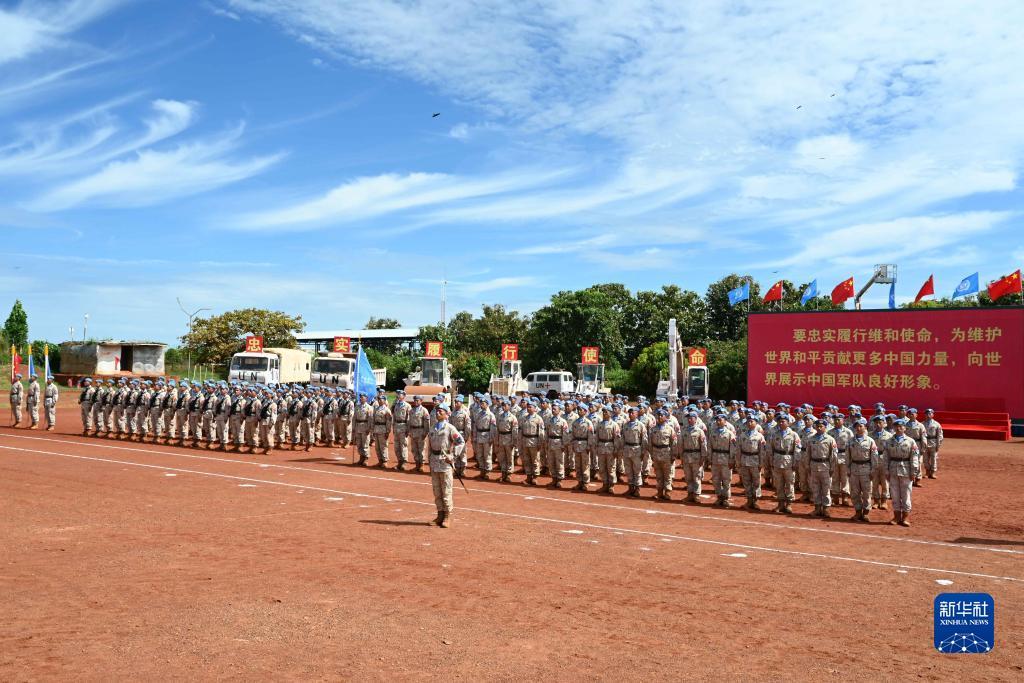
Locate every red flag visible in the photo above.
<box><xmin>914</xmin><ymin>274</ymin><xmax>935</xmax><ymax>303</ymax></box>
<box><xmin>987</xmin><ymin>269</ymin><xmax>1022</xmax><ymax>301</ymax></box>
<box><xmin>831</xmin><ymin>277</ymin><xmax>855</xmax><ymax>305</ymax></box>
<box><xmin>763</xmin><ymin>280</ymin><xmax>784</xmax><ymax>303</ymax></box>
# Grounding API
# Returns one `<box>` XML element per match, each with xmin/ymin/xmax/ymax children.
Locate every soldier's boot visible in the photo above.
<box><xmin>476</xmin><ymin>471</ymin><xmax>489</xmax><ymax>481</ymax></box>
<box><xmin>812</xmin><ymin>504</ymin><xmax>821</xmax><ymax>517</ymax></box>
<box><xmin>396</xmin><ymin>462</ymin><xmax>406</xmax><ymax>472</ymax></box>
<box><xmin>912</xmin><ymin>478</ymin><xmax>922</xmax><ymax>487</ymax></box>
<box><xmin>721</xmin><ymin>496</ymin><xmax>731</xmax><ymax>508</ymax></box>
<box><xmin>455</xmin><ymin>467</ymin><xmax>465</xmax><ymax>479</ymax></box>
<box><xmin>440</xmin><ymin>511</ymin><xmax>451</xmax><ymax>528</ymax></box>
<box><xmin>500</xmin><ymin>472</ymin><xmax>510</xmax><ymax>483</ymax></box>
<box><xmin>550</xmin><ymin>478</ymin><xmax>561</xmax><ymax>489</ymax></box>
<box><xmin>879</xmin><ymin>499</ymin><xmax>888</xmax><ymax>510</ymax></box>
<box><xmin>685</xmin><ymin>492</ymin><xmax>696</xmax><ymax>503</ymax></box>
<box><xmin>800</xmin><ymin>492</ymin><xmax>811</xmax><ymax>503</ymax></box>
<box><xmin>773</xmin><ymin>501</ymin><xmax>784</xmax><ymax>513</ymax></box>
<box><xmin>782</xmin><ymin>502</ymin><xmax>793</xmax><ymax>514</ymax></box>
<box><xmin>417</xmin><ymin>463</ymin><xmax>425</xmax><ymax>473</ymax></box>
<box><xmin>632</xmin><ymin>485</ymin><xmax>642</xmax><ymax>498</ymax></box>
<box><xmin>431</xmin><ymin>510</ymin><xmax>443</xmax><ymax>526</ymax></box>
<box><xmin>574</xmin><ymin>481</ymin><xmax>587</xmax><ymax>492</ymax></box>
<box><xmin>601</xmin><ymin>481</ymin><xmax>613</xmax><ymax>494</ymax></box>
<box><xmin>898</xmin><ymin>512</ymin><xmax>910</xmax><ymax>527</ymax></box>
<box><xmin>821</xmin><ymin>505</ymin><xmax>831</xmax><ymax>518</ymax></box>
<box><xmin>852</xmin><ymin>509</ymin><xmax>862</xmax><ymax>521</ymax></box>
<box><xmin>264</xmin><ymin>447</ymin><xmax>272</xmax><ymax>455</ymax></box>
<box><xmin>357</xmin><ymin>456</ymin><xmax>368</xmax><ymax>466</ymax></box>
<box><xmin>927</xmin><ymin>471</ymin><xmax>936</xmax><ymax>479</ymax></box>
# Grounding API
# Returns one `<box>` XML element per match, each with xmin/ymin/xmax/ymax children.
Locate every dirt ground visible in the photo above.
<box><xmin>2</xmin><ymin>400</ymin><xmax>1023</xmax><ymax>681</ymax></box>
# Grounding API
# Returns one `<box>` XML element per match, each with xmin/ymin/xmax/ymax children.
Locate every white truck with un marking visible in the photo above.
<box><xmin>229</xmin><ymin>347</ymin><xmax>312</xmax><ymax>385</ymax></box>
<box><xmin>310</xmin><ymin>351</ymin><xmax>386</xmax><ymax>389</ymax></box>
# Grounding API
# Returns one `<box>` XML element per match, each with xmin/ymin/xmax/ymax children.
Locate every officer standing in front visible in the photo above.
<box><xmin>427</xmin><ymin>404</ymin><xmax>464</xmax><ymax>528</ymax></box>
<box><xmin>44</xmin><ymin>375</ymin><xmax>59</xmax><ymax>430</ymax></box>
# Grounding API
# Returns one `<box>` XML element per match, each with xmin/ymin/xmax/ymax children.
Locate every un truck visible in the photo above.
<box><xmin>310</xmin><ymin>351</ymin><xmax>386</xmax><ymax>389</ymax></box>
<box><xmin>228</xmin><ymin>347</ymin><xmax>312</xmax><ymax>385</ymax></box>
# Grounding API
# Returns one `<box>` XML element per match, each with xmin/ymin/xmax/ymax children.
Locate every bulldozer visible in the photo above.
<box><xmin>575</xmin><ymin>362</ymin><xmax>611</xmax><ymax>397</ymax></box>
<box><xmin>655</xmin><ymin>318</ymin><xmax>710</xmax><ymax>401</ymax></box>
<box><xmin>404</xmin><ymin>356</ymin><xmax>460</xmax><ymax>407</ymax></box>
<box><xmin>488</xmin><ymin>359</ymin><xmax>528</xmax><ymax>397</ymax></box>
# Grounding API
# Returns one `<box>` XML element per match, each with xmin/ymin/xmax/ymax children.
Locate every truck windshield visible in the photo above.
<box><xmin>231</xmin><ymin>356</ymin><xmax>268</xmax><ymax>371</ymax></box>
<box><xmin>501</xmin><ymin>360</ymin><xmax>517</xmax><ymax>377</ymax></box>
<box><xmin>687</xmin><ymin>368</ymin><xmax>706</xmax><ymax>396</ymax></box>
<box><xmin>578</xmin><ymin>364</ymin><xmax>602</xmax><ymax>381</ymax></box>
<box><xmin>313</xmin><ymin>359</ymin><xmax>352</xmax><ymax>375</ymax></box>
<box><xmin>421</xmin><ymin>358</ymin><xmax>445</xmax><ymax>385</ymax></box>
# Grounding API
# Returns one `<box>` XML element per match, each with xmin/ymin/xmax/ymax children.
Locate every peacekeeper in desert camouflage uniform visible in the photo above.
<box><xmin>678</xmin><ymin>411</ymin><xmax>708</xmax><ymax>502</ymax></box>
<box><xmin>591</xmin><ymin>406</ymin><xmax>620</xmax><ymax>494</ymax></box>
<box><xmin>904</xmin><ymin>408</ymin><xmax>928</xmax><ymax>487</ymax></box>
<box><xmin>472</xmin><ymin>397</ymin><xmax>497</xmax><ymax>479</ymax></box>
<box><xmin>795</xmin><ymin>413</ymin><xmax>815</xmax><ymax>502</ymax></box>
<box><xmin>768</xmin><ymin>414</ymin><xmax>800</xmax><ymax>514</ymax></box>
<box><xmin>449</xmin><ymin>395</ymin><xmax>472</xmax><ymax>477</ymax></box>
<box><xmin>569</xmin><ymin>405</ymin><xmax>595</xmax><ymax>491</ymax></box>
<box><xmin>868</xmin><ymin>415</ymin><xmax>891</xmax><ymax>509</ymax></box>
<box><xmin>518</xmin><ymin>401</ymin><xmax>546</xmax><ymax>486</ymax></box>
<box><xmin>829</xmin><ymin>413</ymin><xmax>854</xmax><ymax>507</ymax></box>
<box><xmin>847</xmin><ymin>418</ymin><xmax>879</xmax><ymax>522</ymax></box>
<box><xmin>544</xmin><ymin>401</ymin><xmax>571</xmax><ymax>488</ymax></box>
<box><xmin>647</xmin><ymin>409</ymin><xmax>677</xmax><ymax>500</ymax></box>
<box><xmin>43</xmin><ymin>375</ymin><xmax>59</xmax><ymax>430</ymax></box>
<box><xmin>884</xmin><ymin>418</ymin><xmax>920</xmax><ymax>527</ymax></box>
<box><xmin>9</xmin><ymin>373</ymin><xmax>24</xmax><ymax>427</ymax></box>
<box><xmin>213</xmin><ymin>384</ymin><xmax>232</xmax><ymax>450</ymax></box>
<box><xmin>370</xmin><ymin>394</ymin><xmax>392</xmax><ymax>466</ymax></box>
<box><xmin>350</xmin><ymin>393</ymin><xmax>373</xmax><ymax>465</ymax></box>
<box><xmin>806</xmin><ymin>418</ymin><xmax>838</xmax><ymax>518</ymax></box>
<box><xmin>257</xmin><ymin>386</ymin><xmax>277</xmax><ymax>454</ymax></box>
<box><xmin>619</xmin><ymin>407</ymin><xmax>647</xmax><ymax>498</ymax></box>
<box><xmin>92</xmin><ymin>378</ymin><xmax>109</xmax><ymax>435</ymax></box>
<box><xmin>390</xmin><ymin>390</ymin><xmax>411</xmax><ymax>470</ymax></box>
<box><xmin>921</xmin><ymin>408</ymin><xmax>943</xmax><ymax>480</ymax></box>
<box><xmin>733</xmin><ymin>414</ymin><xmax>766</xmax><ymax>510</ymax></box>
<box><xmin>707</xmin><ymin>414</ymin><xmax>736</xmax><ymax>507</ymax></box>
<box><xmin>407</xmin><ymin>395</ymin><xmax>431</xmax><ymax>471</ymax></box>
<box><xmin>78</xmin><ymin>377</ymin><xmax>95</xmax><ymax>434</ymax></box>
<box><xmin>427</xmin><ymin>404</ymin><xmax>464</xmax><ymax>529</ymax></box>
<box><xmin>26</xmin><ymin>373</ymin><xmax>41</xmax><ymax>429</ymax></box>
<box><xmin>492</xmin><ymin>398</ymin><xmax>518</xmax><ymax>483</ymax></box>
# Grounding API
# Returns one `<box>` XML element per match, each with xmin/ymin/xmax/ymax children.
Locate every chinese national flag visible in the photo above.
<box><xmin>831</xmin><ymin>277</ymin><xmax>855</xmax><ymax>305</ymax></box>
<box><xmin>987</xmin><ymin>269</ymin><xmax>1022</xmax><ymax>301</ymax></box>
<box><xmin>914</xmin><ymin>274</ymin><xmax>934</xmax><ymax>303</ymax></box>
<box><xmin>763</xmin><ymin>280</ymin><xmax>784</xmax><ymax>303</ymax></box>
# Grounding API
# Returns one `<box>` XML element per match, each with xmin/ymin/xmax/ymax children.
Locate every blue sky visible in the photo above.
<box><xmin>2</xmin><ymin>0</ymin><xmax>1022</xmax><ymax>345</ymax></box>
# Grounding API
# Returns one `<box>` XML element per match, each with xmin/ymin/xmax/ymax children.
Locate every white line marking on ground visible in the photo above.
<box><xmin>3</xmin><ymin>440</ymin><xmax>1022</xmax><ymax>584</ymax></box>
<box><xmin>723</xmin><ymin>552</ymin><xmax>748</xmax><ymax>558</ymax></box>
<box><xmin>936</xmin><ymin>579</ymin><xmax>954</xmax><ymax>585</ymax></box>
<box><xmin>238</xmin><ymin>484</ymin><xmax>257</xmax><ymax>488</ymax></box>
<box><xmin>164</xmin><ymin>473</ymin><xmax>177</xmax><ymax>477</ymax></box>
<box><xmin>639</xmin><ymin>547</ymin><xmax>652</xmax><ymax>552</ymax></box>
<box><xmin>562</xmin><ymin>530</ymin><xmax>584</xmax><ymax>535</ymax></box>
<box><xmin>8</xmin><ymin>432</ymin><xmax>1014</xmax><ymax>558</ymax></box>
<box><xmin>324</xmin><ymin>497</ymin><xmax>344</xmax><ymax>501</ymax></box>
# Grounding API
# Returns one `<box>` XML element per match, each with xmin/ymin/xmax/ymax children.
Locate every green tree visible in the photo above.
<box><xmin>629</xmin><ymin>341</ymin><xmax>669</xmax><ymax>395</ymax></box>
<box><xmin>775</xmin><ymin>280</ymin><xmax>842</xmax><ymax>312</ymax></box>
<box><xmin>525</xmin><ymin>288</ymin><xmax>624</xmax><ymax>371</ymax></box>
<box><xmin>450</xmin><ymin>352</ymin><xmax>500</xmax><ymax>393</ymax></box>
<box><xmin>366</xmin><ymin>317</ymin><xmax>401</xmax><ymax>329</ymax></box>
<box><xmin>623</xmin><ymin>285</ymin><xmax>708</xmax><ymax>362</ymax></box>
<box><xmin>182</xmin><ymin>308</ymin><xmax>305</xmax><ymax>368</ymax></box>
<box><xmin>3</xmin><ymin>300</ymin><xmax>29</xmax><ymax>349</ymax></box>
<box><xmin>417</xmin><ymin>322</ymin><xmax>456</xmax><ymax>355</ymax></box>
<box><xmin>29</xmin><ymin>340</ymin><xmax>61</xmax><ymax>373</ymax></box>
<box><xmin>704</xmin><ymin>275</ymin><xmax>761</xmax><ymax>342</ymax></box>
<box><xmin>365</xmin><ymin>348</ymin><xmax>416</xmax><ymax>390</ymax></box>
<box><xmin>707</xmin><ymin>337</ymin><xmax>747</xmax><ymax>400</ymax></box>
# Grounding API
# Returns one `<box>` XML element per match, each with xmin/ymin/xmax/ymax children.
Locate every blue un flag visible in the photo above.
<box><xmin>727</xmin><ymin>282</ymin><xmax>750</xmax><ymax>306</ymax></box>
<box><xmin>354</xmin><ymin>346</ymin><xmax>378</xmax><ymax>402</ymax></box>
<box><xmin>952</xmin><ymin>272</ymin><xmax>979</xmax><ymax>299</ymax></box>
<box><xmin>800</xmin><ymin>280</ymin><xmax>818</xmax><ymax>306</ymax></box>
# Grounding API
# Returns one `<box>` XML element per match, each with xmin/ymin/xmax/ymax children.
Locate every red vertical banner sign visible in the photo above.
<box><xmin>245</xmin><ymin>336</ymin><xmax>264</xmax><ymax>353</ymax></box>
<box><xmin>581</xmin><ymin>346</ymin><xmax>599</xmax><ymax>364</ymax></box>
<box><xmin>501</xmin><ymin>343</ymin><xmax>519</xmax><ymax>361</ymax></box>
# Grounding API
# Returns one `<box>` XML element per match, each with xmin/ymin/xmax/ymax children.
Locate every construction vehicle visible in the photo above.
<box><xmin>854</xmin><ymin>264</ymin><xmax>897</xmax><ymax>310</ymax></box>
<box><xmin>488</xmin><ymin>359</ymin><xmax>528</xmax><ymax>397</ymax></box>
<box><xmin>228</xmin><ymin>347</ymin><xmax>312</xmax><ymax>385</ymax></box>
<box><xmin>575</xmin><ymin>362</ymin><xmax>611</xmax><ymax>397</ymax></box>
<box><xmin>526</xmin><ymin>370</ymin><xmax>575</xmax><ymax>399</ymax></box>
<box><xmin>655</xmin><ymin>318</ymin><xmax>710</xmax><ymax>401</ymax></box>
<box><xmin>404</xmin><ymin>356</ymin><xmax>460</xmax><ymax>406</ymax></box>
<box><xmin>310</xmin><ymin>350</ymin><xmax>386</xmax><ymax>389</ymax></box>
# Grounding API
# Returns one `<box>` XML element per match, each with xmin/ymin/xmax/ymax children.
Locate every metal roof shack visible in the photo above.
<box><xmin>60</xmin><ymin>340</ymin><xmax>167</xmax><ymax>377</ymax></box>
<box><xmin>296</xmin><ymin>328</ymin><xmax>420</xmax><ymax>353</ymax></box>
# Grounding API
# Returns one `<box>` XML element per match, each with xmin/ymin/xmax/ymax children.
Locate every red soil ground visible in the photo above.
<box><xmin>2</xmin><ymin>402</ymin><xmax>1023</xmax><ymax>680</ymax></box>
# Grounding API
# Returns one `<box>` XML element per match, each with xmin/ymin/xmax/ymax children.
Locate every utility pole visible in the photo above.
<box><xmin>177</xmin><ymin>298</ymin><xmax>210</xmax><ymax>380</ymax></box>
<box><xmin>440</xmin><ymin>275</ymin><xmax>447</xmax><ymax>326</ymax></box>
<box><xmin>83</xmin><ymin>313</ymin><xmax>89</xmax><ymax>341</ymax></box>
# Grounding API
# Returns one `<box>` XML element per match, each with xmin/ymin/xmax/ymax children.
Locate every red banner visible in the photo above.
<box><xmin>748</xmin><ymin>308</ymin><xmax>1024</xmax><ymax>416</ymax></box>
<box><xmin>333</xmin><ymin>336</ymin><xmax>351</xmax><ymax>353</ymax></box>
<box><xmin>245</xmin><ymin>335</ymin><xmax>264</xmax><ymax>353</ymax></box>
<box><xmin>581</xmin><ymin>346</ymin><xmax>599</xmax><ymax>364</ymax></box>
<box><xmin>424</xmin><ymin>341</ymin><xmax>444</xmax><ymax>358</ymax></box>
<box><xmin>687</xmin><ymin>347</ymin><xmax>708</xmax><ymax>366</ymax></box>
<box><xmin>501</xmin><ymin>343</ymin><xmax>519</xmax><ymax>361</ymax></box>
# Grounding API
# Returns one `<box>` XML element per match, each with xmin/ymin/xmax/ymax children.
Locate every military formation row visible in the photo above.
<box><xmin>69</xmin><ymin>379</ymin><xmax>941</xmax><ymax>528</ymax></box>
<box><xmin>8</xmin><ymin>373</ymin><xmax>59</xmax><ymax>430</ymax></box>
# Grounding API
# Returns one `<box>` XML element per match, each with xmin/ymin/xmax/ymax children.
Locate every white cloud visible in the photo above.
<box><xmin>28</xmin><ymin>130</ymin><xmax>282</xmax><ymax>211</ymax></box>
<box><xmin>237</xmin><ymin>168</ymin><xmax>569</xmax><ymax>230</ymax></box>
<box><xmin>0</xmin><ymin>1</ymin><xmax>126</xmax><ymax>65</ymax></box>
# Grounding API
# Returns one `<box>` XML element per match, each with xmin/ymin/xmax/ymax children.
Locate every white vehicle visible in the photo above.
<box><xmin>488</xmin><ymin>359</ymin><xmax>528</xmax><ymax>397</ymax></box>
<box><xmin>405</xmin><ymin>356</ymin><xmax>459</xmax><ymax>406</ymax></box>
<box><xmin>526</xmin><ymin>370</ymin><xmax>575</xmax><ymax>399</ymax></box>
<box><xmin>655</xmin><ymin>318</ymin><xmax>710</xmax><ymax>400</ymax></box>
<box><xmin>310</xmin><ymin>351</ymin><xmax>386</xmax><ymax>389</ymax></box>
<box><xmin>575</xmin><ymin>363</ymin><xmax>611</xmax><ymax>397</ymax></box>
<box><xmin>229</xmin><ymin>347</ymin><xmax>311</xmax><ymax>385</ymax></box>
